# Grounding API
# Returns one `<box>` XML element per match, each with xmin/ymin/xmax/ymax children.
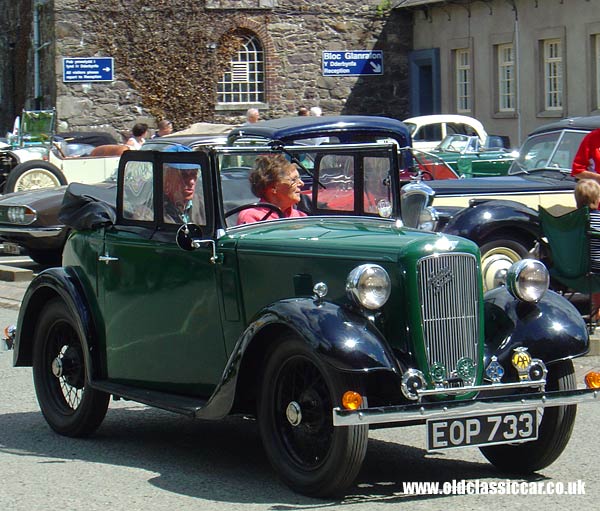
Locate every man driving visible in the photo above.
<box><xmin>163</xmin><ymin>145</ymin><xmax>205</xmax><ymax>225</ymax></box>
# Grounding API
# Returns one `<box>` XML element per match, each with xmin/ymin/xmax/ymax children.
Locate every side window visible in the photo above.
<box><xmin>417</xmin><ymin>124</ymin><xmax>442</xmax><ymax>142</ymax></box>
<box><xmin>447</xmin><ymin>123</ymin><xmax>476</xmax><ymax>136</ymax></box>
<box><xmin>123</xmin><ymin>161</ymin><xmax>154</xmax><ymax>221</ymax></box>
<box><xmin>316</xmin><ymin>155</ymin><xmax>355</xmax><ymax>212</ymax></box>
<box><xmin>162</xmin><ymin>162</ymin><xmax>205</xmax><ymax>225</ymax></box>
<box><xmin>363</xmin><ymin>156</ymin><xmax>391</xmax><ymax>214</ymax></box>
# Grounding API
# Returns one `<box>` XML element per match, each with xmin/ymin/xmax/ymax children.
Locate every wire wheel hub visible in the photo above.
<box><xmin>286</xmin><ymin>400</ymin><xmax>303</xmax><ymax>426</ymax></box>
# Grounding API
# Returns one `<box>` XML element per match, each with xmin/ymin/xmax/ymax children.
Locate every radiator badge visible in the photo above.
<box><xmin>428</xmin><ymin>266</ymin><xmax>454</xmax><ymax>293</ymax></box>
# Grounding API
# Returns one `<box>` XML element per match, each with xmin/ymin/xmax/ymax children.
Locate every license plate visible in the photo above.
<box><xmin>426</xmin><ymin>411</ymin><xmax>538</xmax><ymax>451</ymax></box>
<box><xmin>1</xmin><ymin>242</ymin><xmax>20</xmax><ymax>255</ymax></box>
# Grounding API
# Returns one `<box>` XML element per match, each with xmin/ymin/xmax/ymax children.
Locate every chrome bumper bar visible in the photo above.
<box><xmin>333</xmin><ymin>388</ymin><xmax>600</xmax><ymax>426</ymax></box>
<box><xmin>0</xmin><ymin>226</ymin><xmax>63</xmax><ymax>238</ymax></box>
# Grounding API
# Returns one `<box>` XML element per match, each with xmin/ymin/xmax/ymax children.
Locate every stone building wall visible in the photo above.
<box><xmin>3</xmin><ymin>0</ymin><xmax>412</xmax><ymax>139</ymax></box>
<box><xmin>0</xmin><ymin>0</ymin><xmax>33</xmax><ymax>133</ymax></box>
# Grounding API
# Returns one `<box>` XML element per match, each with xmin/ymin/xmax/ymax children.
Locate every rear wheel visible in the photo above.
<box><xmin>480</xmin><ymin>359</ymin><xmax>577</xmax><ymax>473</ymax></box>
<box><xmin>257</xmin><ymin>335</ymin><xmax>368</xmax><ymax>497</ymax></box>
<box><xmin>32</xmin><ymin>298</ymin><xmax>109</xmax><ymax>437</ymax></box>
<box><xmin>5</xmin><ymin>160</ymin><xmax>66</xmax><ymax>193</ymax></box>
<box><xmin>480</xmin><ymin>238</ymin><xmax>529</xmax><ymax>291</ymax></box>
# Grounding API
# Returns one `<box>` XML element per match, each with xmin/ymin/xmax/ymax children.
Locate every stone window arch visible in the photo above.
<box><xmin>217</xmin><ymin>34</ymin><xmax>265</xmax><ymax>105</ymax></box>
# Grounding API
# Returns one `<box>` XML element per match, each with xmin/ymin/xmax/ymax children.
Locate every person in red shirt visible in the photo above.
<box><xmin>237</xmin><ymin>154</ymin><xmax>308</xmax><ymax>225</ymax></box>
<box><xmin>571</xmin><ymin>128</ymin><xmax>600</xmax><ymax>182</ymax></box>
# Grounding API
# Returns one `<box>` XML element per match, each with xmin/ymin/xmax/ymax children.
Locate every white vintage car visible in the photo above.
<box><xmin>1</xmin><ymin>109</ymin><xmax>129</xmax><ymax>193</ymax></box>
<box><xmin>403</xmin><ymin>114</ymin><xmax>489</xmax><ymax>152</ymax></box>
<box><xmin>0</xmin><ymin>132</ymin><xmax>127</xmax><ymax>193</ymax></box>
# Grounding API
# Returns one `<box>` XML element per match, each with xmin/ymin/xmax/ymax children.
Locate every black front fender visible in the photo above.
<box><xmin>443</xmin><ymin>199</ymin><xmax>539</xmax><ymax>246</ymax></box>
<box><xmin>13</xmin><ymin>267</ymin><xmax>101</xmax><ymax>378</ymax></box>
<box><xmin>247</xmin><ymin>298</ymin><xmax>400</xmax><ymax>373</ymax></box>
<box><xmin>483</xmin><ymin>286</ymin><xmax>588</xmax><ymax>372</ymax></box>
<box><xmin>195</xmin><ymin>298</ymin><xmax>401</xmax><ymax>420</ymax></box>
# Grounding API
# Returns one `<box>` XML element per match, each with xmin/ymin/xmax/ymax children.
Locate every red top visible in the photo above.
<box><xmin>572</xmin><ymin>129</ymin><xmax>600</xmax><ymax>176</ymax></box>
<box><xmin>237</xmin><ymin>200</ymin><xmax>307</xmax><ymax>225</ymax></box>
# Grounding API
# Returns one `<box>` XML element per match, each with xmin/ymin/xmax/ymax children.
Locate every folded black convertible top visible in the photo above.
<box><xmin>55</xmin><ymin>131</ymin><xmax>118</xmax><ymax>147</ymax></box>
<box><xmin>59</xmin><ymin>182</ymin><xmax>117</xmax><ymax>231</ymax></box>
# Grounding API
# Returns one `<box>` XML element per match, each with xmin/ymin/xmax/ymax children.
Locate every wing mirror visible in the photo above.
<box><xmin>176</xmin><ymin>223</ymin><xmax>204</xmax><ymax>251</ymax></box>
<box><xmin>176</xmin><ymin>224</ymin><xmax>220</xmax><ymax>264</ymax></box>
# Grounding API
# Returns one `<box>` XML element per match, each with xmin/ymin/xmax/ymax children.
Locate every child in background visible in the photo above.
<box><xmin>574</xmin><ymin>179</ymin><xmax>600</xmax><ymax>320</ymax></box>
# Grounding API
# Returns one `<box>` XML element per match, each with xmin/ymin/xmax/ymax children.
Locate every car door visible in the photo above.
<box><xmin>98</xmin><ymin>151</ymin><xmax>227</xmax><ymax>397</ymax></box>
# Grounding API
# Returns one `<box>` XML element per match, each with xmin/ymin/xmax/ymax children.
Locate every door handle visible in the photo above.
<box><xmin>98</xmin><ymin>253</ymin><xmax>119</xmax><ymax>264</ymax></box>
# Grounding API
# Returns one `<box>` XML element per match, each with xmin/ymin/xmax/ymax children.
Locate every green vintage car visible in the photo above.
<box><xmin>11</xmin><ymin>140</ymin><xmax>600</xmax><ymax>497</ymax></box>
<box><xmin>423</xmin><ymin>133</ymin><xmax>517</xmax><ymax>177</ymax></box>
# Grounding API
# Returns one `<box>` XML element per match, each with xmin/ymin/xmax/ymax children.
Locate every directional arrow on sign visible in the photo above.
<box><xmin>370</xmin><ymin>62</ymin><xmax>382</xmax><ymax>73</ymax></box>
<box><xmin>102</xmin><ymin>67</ymin><xmax>111</xmax><ymax>72</ymax></box>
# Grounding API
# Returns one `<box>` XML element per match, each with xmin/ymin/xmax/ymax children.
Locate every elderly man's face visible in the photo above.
<box><xmin>164</xmin><ymin>167</ymin><xmax>198</xmax><ymax>206</ymax></box>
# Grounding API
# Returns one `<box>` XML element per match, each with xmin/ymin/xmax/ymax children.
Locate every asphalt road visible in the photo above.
<box><xmin>0</xmin><ymin>256</ymin><xmax>599</xmax><ymax>510</ymax></box>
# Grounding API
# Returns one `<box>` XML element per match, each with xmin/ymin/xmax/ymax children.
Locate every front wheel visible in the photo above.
<box><xmin>480</xmin><ymin>359</ymin><xmax>577</xmax><ymax>473</ymax></box>
<box><xmin>480</xmin><ymin>238</ymin><xmax>529</xmax><ymax>291</ymax></box>
<box><xmin>257</xmin><ymin>335</ymin><xmax>368</xmax><ymax>497</ymax></box>
<box><xmin>32</xmin><ymin>298</ymin><xmax>109</xmax><ymax>437</ymax></box>
<box><xmin>5</xmin><ymin>160</ymin><xmax>67</xmax><ymax>193</ymax></box>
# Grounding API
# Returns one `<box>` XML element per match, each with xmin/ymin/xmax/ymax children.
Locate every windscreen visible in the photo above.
<box><xmin>508</xmin><ymin>130</ymin><xmax>587</xmax><ymax>174</ymax></box>
<box><xmin>217</xmin><ymin>144</ymin><xmax>398</xmax><ymax>227</ymax></box>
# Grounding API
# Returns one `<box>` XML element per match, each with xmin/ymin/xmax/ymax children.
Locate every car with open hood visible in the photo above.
<box><xmin>10</xmin><ymin>133</ymin><xmax>600</xmax><ymax>498</ymax></box>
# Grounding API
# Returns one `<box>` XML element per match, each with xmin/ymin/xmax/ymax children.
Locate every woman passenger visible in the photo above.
<box><xmin>237</xmin><ymin>154</ymin><xmax>307</xmax><ymax>224</ymax></box>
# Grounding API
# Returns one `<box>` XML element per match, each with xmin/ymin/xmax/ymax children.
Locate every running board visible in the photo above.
<box><xmin>91</xmin><ymin>380</ymin><xmax>208</xmax><ymax>418</ymax></box>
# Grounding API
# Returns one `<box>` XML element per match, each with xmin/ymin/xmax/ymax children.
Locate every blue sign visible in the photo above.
<box><xmin>63</xmin><ymin>57</ymin><xmax>114</xmax><ymax>82</ymax></box>
<box><xmin>322</xmin><ymin>50</ymin><xmax>383</xmax><ymax>77</ymax></box>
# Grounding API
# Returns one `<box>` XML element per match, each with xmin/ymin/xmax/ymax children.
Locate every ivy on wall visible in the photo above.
<box><xmin>78</xmin><ymin>0</ymin><xmax>247</xmax><ymax>126</ymax></box>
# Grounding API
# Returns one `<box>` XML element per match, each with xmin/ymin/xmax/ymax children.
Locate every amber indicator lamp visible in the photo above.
<box><xmin>584</xmin><ymin>371</ymin><xmax>600</xmax><ymax>389</ymax></box>
<box><xmin>342</xmin><ymin>391</ymin><xmax>363</xmax><ymax>410</ymax></box>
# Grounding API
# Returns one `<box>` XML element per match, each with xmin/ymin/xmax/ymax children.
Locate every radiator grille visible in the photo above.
<box><xmin>417</xmin><ymin>253</ymin><xmax>480</xmax><ymax>382</ymax></box>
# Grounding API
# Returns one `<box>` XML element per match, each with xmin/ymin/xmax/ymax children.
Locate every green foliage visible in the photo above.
<box><xmin>376</xmin><ymin>0</ymin><xmax>392</xmax><ymax>17</ymax></box>
<box><xmin>78</xmin><ymin>0</ymin><xmax>245</xmax><ymax>126</ymax></box>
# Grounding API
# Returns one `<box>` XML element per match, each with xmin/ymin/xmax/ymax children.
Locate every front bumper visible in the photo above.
<box><xmin>333</xmin><ymin>387</ymin><xmax>600</xmax><ymax>426</ymax></box>
<box><xmin>0</xmin><ymin>225</ymin><xmax>64</xmax><ymax>239</ymax></box>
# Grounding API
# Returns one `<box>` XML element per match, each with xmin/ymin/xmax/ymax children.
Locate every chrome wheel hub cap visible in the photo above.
<box><xmin>286</xmin><ymin>401</ymin><xmax>302</xmax><ymax>426</ymax></box>
<box><xmin>51</xmin><ymin>356</ymin><xmax>63</xmax><ymax>378</ymax></box>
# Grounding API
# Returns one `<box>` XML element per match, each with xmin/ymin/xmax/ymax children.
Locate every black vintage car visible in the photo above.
<box><xmin>429</xmin><ymin>116</ymin><xmax>599</xmax><ymax>290</ymax></box>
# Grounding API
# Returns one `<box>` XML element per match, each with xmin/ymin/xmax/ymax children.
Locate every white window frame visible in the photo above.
<box><xmin>218</xmin><ymin>35</ymin><xmax>265</xmax><ymax>105</ymax></box>
<box><xmin>455</xmin><ymin>49</ymin><xmax>471</xmax><ymax>113</ymax></box>
<box><xmin>543</xmin><ymin>39</ymin><xmax>562</xmax><ymax>111</ymax></box>
<box><xmin>498</xmin><ymin>43</ymin><xmax>515</xmax><ymax>112</ymax></box>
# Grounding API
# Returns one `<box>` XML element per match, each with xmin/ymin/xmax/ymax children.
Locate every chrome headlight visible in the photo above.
<box><xmin>5</xmin><ymin>206</ymin><xmax>36</xmax><ymax>225</ymax></box>
<box><xmin>346</xmin><ymin>264</ymin><xmax>391</xmax><ymax>310</ymax></box>
<box><xmin>506</xmin><ymin>259</ymin><xmax>549</xmax><ymax>303</ymax></box>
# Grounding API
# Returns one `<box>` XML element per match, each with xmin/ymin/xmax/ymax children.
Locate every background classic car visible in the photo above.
<box><xmin>402</xmin><ymin>114</ymin><xmax>489</xmax><ymax>151</ymax></box>
<box><xmin>423</xmin><ymin>133</ymin><xmax>517</xmax><ymax>177</ymax></box>
<box><xmin>0</xmin><ymin>109</ymin><xmax>127</xmax><ymax>193</ymax></box>
<box><xmin>427</xmin><ymin>116</ymin><xmax>600</xmax><ymax>289</ymax></box>
<box><xmin>12</xmin><ymin>139</ymin><xmax>600</xmax><ymax>497</ymax></box>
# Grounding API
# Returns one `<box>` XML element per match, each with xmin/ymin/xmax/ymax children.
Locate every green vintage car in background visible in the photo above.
<box><xmin>11</xmin><ymin>139</ymin><xmax>600</xmax><ymax>497</ymax></box>
<box><xmin>422</xmin><ymin>133</ymin><xmax>517</xmax><ymax>178</ymax></box>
